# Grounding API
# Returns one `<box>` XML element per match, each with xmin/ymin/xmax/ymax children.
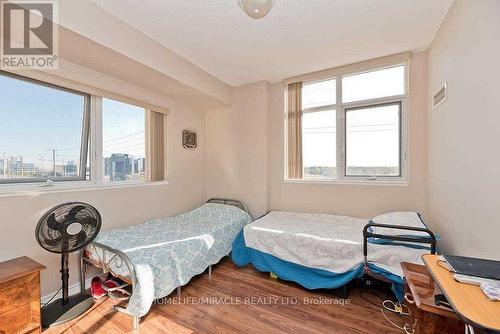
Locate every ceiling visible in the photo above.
<box><xmin>89</xmin><ymin>0</ymin><xmax>453</xmax><ymax>87</ymax></box>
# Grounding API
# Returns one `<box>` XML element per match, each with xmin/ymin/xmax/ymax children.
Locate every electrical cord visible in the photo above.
<box><xmin>437</xmin><ymin>259</ymin><xmax>453</xmax><ymax>272</ymax></box>
<box><xmin>383</xmin><ymin>300</ymin><xmax>411</xmax><ymax>315</ymax></box>
<box><xmin>359</xmin><ymin>289</ymin><xmax>416</xmax><ymax>333</ymax></box>
<box><xmin>381</xmin><ymin>308</ymin><xmax>417</xmax><ymax>334</ymax></box>
<box><xmin>41</xmin><ymin>287</ymin><xmax>62</xmax><ymax>309</ymax></box>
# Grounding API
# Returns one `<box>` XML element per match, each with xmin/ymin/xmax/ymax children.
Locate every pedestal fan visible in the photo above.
<box><xmin>35</xmin><ymin>202</ymin><xmax>101</xmax><ymax>327</ymax></box>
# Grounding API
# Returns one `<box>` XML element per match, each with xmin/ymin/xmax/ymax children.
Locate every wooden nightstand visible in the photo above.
<box><xmin>0</xmin><ymin>257</ymin><xmax>46</xmax><ymax>334</ymax></box>
<box><xmin>401</xmin><ymin>262</ymin><xmax>464</xmax><ymax>334</ymax></box>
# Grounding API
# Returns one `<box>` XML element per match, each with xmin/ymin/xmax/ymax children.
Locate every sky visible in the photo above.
<box><xmin>102</xmin><ymin>98</ymin><xmax>145</xmax><ymax>160</ymax></box>
<box><xmin>0</xmin><ymin>74</ymin><xmax>145</xmax><ymax>171</ymax></box>
<box><xmin>302</xmin><ymin>66</ymin><xmax>403</xmax><ymax>169</ymax></box>
<box><xmin>0</xmin><ymin>74</ymin><xmax>85</xmax><ymax>169</ymax></box>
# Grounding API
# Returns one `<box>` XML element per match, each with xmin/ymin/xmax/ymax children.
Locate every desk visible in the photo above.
<box><xmin>423</xmin><ymin>254</ymin><xmax>500</xmax><ymax>333</ymax></box>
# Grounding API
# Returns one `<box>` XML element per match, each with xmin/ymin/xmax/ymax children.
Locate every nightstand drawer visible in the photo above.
<box><xmin>0</xmin><ymin>257</ymin><xmax>45</xmax><ymax>334</ymax></box>
<box><xmin>0</xmin><ymin>302</ymin><xmax>32</xmax><ymax>334</ymax></box>
<box><xmin>0</xmin><ymin>274</ymin><xmax>32</xmax><ymax>312</ymax></box>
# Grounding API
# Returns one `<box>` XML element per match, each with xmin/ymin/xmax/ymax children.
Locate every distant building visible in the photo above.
<box><xmin>102</xmin><ymin>154</ymin><xmax>145</xmax><ymax>181</ymax></box>
<box><xmin>134</xmin><ymin>158</ymin><xmax>145</xmax><ymax>174</ymax></box>
<box><xmin>0</xmin><ymin>156</ymin><xmax>37</xmax><ymax>178</ymax></box>
<box><xmin>109</xmin><ymin>153</ymin><xmax>134</xmax><ymax>181</ymax></box>
<box><xmin>65</xmin><ymin>163</ymin><xmax>78</xmax><ymax>176</ymax></box>
<box><xmin>55</xmin><ymin>161</ymin><xmax>78</xmax><ymax>177</ymax></box>
<box><xmin>11</xmin><ymin>157</ymin><xmax>37</xmax><ymax>177</ymax></box>
<box><xmin>104</xmin><ymin>157</ymin><xmax>111</xmax><ymax>177</ymax></box>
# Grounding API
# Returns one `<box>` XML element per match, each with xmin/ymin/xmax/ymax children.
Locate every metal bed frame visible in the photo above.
<box><xmin>206</xmin><ymin>198</ymin><xmax>249</xmax><ymax>214</ymax></box>
<box><xmin>79</xmin><ymin>198</ymin><xmax>249</xmax><ymax>330</ymax></box>
<box><xmin>362</xmin><ymin>222</ymin><xmax>437</xmax><ymax>283</ymax></box>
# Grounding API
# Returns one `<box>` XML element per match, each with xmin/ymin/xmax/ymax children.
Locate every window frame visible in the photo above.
<box><xmin>0</xmin><ymin>71</ymin><xmax>91</xmax><ymax>185</ymax></box>
<box><xmin>0</xmin><ymin>71</ymin><xmax>167</xmax><ymax>194</ymax></box>
<box><xmin>301</xmin><ymin>107</ymin><xmax>337</xmax><ymax>179</ymax></box>
<box><xmin>301</xmin><ymin>77</ymin><xmax>337</xmax><ymax>179</ymax></box>
<box><xmin>287</xmin><ymin>58</ymin><xmax>409</xmax><ymax>185</ymax></box>
<box><xmin>98</xmin><ymin>97</ymin><xmax>148</xmax><ymax>184</ymax></box>
<box><xmin>344</xmin><ymin>100</ymin><xmax>403</xmax><ymax>179</ymax></box>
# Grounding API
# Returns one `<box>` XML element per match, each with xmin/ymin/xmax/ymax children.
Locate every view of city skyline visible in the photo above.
<box><xmin>0</xmin><ymin>74</ymin><xmax>147</xmax><ymax>182</ymax></box>
<box><xmin>0</xmin><ymin>154</ymin><xmax>146</xmax><ymax>181</ymax></box>
<box><xmin>0</xmin><ymin>73</ymin><xmax>86</xmax><ymax>176</ymax></box>
<box><xmin>102</xmin><ymin>98</ymin><xmax>146</xmax><ymax>182</ymax></box>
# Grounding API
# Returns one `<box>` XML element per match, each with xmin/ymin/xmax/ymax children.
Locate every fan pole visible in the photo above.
<box><xmin>61</xmin><ymin>252</ymin><xmax>69</xmax><ymax>305</ymax></box>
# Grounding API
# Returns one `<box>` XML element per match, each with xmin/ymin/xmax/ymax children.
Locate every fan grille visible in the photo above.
<box><xmin>36</xmin><ymin>202</ymin><xmax>101</xmax><ymax>254</ymax></box>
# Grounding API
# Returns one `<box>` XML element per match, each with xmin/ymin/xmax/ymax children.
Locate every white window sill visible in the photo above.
<box><xmin>284</xmin><ymin>178</ymin><xmax>409</xmax><ymax>186</ymax></box>
<box><xmin>0</xmin><ymin>180</ymin><xmax>170</xmax><ymax>197</ymax></box>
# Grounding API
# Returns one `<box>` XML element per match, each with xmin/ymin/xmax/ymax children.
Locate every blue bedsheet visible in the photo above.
<box><xmin>232</xmin><ymin>230</ymin><xmax>405</xmax><ymax>300</ymax></box>
<box><xmin>232</xmin><ymin>231</ymin><xmax>364</xmax><ymax>288</ymax></box>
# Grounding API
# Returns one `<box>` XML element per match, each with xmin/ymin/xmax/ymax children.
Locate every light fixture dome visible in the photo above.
<box><xmin>238</xmin><ymin>0</ymin><xmax>276</xmax><ymax>19</ymax></box>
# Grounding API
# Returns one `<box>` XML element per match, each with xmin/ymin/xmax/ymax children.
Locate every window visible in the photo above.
<box><xmin>302</xmin><ymin>79</ymin><xmax>336</xmax><ymax>109</ymax></box>
<box><xmin>0</xmin><ymin>72</ymin><xmax>90</xmax><ymax>184</ymax></box>
<box><xmin>342</xmin><ymin>65</ymin><xmax>405</xmax><ymax>103</ymax></box>
<box><xmin>345</xmin><ymin>102</ymin><xmax>401</xmax><ymax>177</ymax></box>
<box><xmin>289</xmin><ymin>61</ymin><xmax>407</xmax><ymax>183</ymax></box>
<box><xmin>0</xmin><ymin>71</ymin><xmax>167</xmax><ymax>189</ymax></box>
<box><xmin>301</xmin><ymin>79</ymin><xmax>337</xmax><ymax>178</ymax></box>
<box><xmin>102</xmin><ymin>98</ymin><xmax>146</xmax><ymax>182</ymax></box>
<box><xmin>303</xmin><ymin>110</ymin><xmax>336</xmax><ymax>178</ymax></box>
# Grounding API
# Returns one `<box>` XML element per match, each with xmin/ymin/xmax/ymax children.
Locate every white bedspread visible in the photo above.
<box><xmin>243</xmin><ymin>211</ymin><xmax>426</xmax><ymax>278</ymax></box>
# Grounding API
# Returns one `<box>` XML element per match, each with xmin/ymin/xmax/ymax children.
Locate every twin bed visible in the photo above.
<box><xmin>81</xmin><ymin>199</ymin><xmax>252</xmax><ymax>328</ymax></box>
<box><xmin>232</xmin><ymin>211</ymin><xmax>436</xmax><ymax>299</ymax></box>
<box><xmin>80</xmin><ymin>199</ymin><xmax>436</xmax><ymax>329</ymax></box>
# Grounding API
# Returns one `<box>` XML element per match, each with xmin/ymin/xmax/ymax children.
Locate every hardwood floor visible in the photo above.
<box><xmin>43</xmin><ymin>258</ymin><xmax>403</xmax><ymax>334</ymax></box>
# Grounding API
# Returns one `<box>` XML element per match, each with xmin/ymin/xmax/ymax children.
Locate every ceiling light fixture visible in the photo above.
<box><xmin>238</xmin><ymin>0</ymin><xmax>276</xmax><ymax>19</ymax></box>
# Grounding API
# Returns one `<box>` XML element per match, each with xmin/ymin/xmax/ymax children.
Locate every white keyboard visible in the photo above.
<box><xmin>453</xmin><ymin>273</ymin><xmax>498</xmax><ymax>286</ymax></box>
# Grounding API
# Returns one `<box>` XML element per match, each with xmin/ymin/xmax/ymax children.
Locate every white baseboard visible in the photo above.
<box><xmin>41</xmin><ymin>277</ymin><xmax>93</xmax><ymax>305</ymax></box>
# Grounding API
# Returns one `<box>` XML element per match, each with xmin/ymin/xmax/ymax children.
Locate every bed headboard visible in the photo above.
<box><xmin>206</xmin><ymin>198</ymin><xmax>249</xmax><ymax>214</ymax></box>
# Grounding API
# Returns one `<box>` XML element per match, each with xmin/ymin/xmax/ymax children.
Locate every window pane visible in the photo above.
<box><xmin>342</xmin><ymin>65</ymin><xmax>404</xmax><ymax>103</ymax></box>
<box><xmin>345</xmin><ymin>103</ymin><xmax>400</xmax><ymax>177</ymax></box>
<box><xmin>102</xmin><ymin>98</ymin><xmax>146</xmax><ymax>182</ymax></box>
<box><xmin>0</xmin><ymin>73</ymin><xmax>88</xmax><ymax>183</ymax></box>
<box><xmin>302</xmin><ymin>79</ymin><xmax>336</xmax><ymax>109</ymax></box>
<box><xmin>302</xmin><ymin>109</ymin><xmax>336</xmax><ymax>178</ymax></box>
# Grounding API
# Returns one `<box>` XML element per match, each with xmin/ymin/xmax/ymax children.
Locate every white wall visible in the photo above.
<box><xmin>427</xmin><ymin>0</ymin><xmax>500</xmax><ymax>258</ymax></box>
<box><xmin>206</xmin><ymin>82</ymin><xmax>270</xmax><ymax>218</ymax></box>
<box><xmin>0</xmin><ymin>62</ymin><xmax>207</xmax><ymax>297</ymax></box>
<box><xmin>268</xmin><ymin>52</ymin><xmax>429</xmax><ymax>219</ymax></box>
<box><xmin>206</xmin><ymin>54</ymin><xmax>429</xmax><ymax>221</ymax></box>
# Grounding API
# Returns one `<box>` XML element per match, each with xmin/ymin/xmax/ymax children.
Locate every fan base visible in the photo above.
<box><xmin>42</xmin><ymin>293</ymin><xmax>94</xmax><ymax>327</ymax></box>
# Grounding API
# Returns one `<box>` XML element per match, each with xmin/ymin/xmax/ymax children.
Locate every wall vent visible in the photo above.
<box><xmin>432</xmin><ymin>81</ymin><xmax>447</xmax><ymax>110</ymax></box>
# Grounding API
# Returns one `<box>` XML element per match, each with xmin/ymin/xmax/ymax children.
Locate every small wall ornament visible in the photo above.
<box><xmin>182</xmin><ymin>129</ymin><xmax>197</xmax><ymax>149</ymax></box>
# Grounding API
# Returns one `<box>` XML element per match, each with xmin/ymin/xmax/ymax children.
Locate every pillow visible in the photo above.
<box><xmin>368</xmin><ymin>212</ymin><xmax>430</xmax><ymax>240</ymax></box>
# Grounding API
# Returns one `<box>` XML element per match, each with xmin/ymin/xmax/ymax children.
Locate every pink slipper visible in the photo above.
<box><xmin>103</xmin><ymin>278</ymin><xmax>131</xmax><ymax>301</ymax></box>
<box><xmin>91</xmin><ymin>276</ymin><xmax>107</xmax><ymax>299</ymax></box>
